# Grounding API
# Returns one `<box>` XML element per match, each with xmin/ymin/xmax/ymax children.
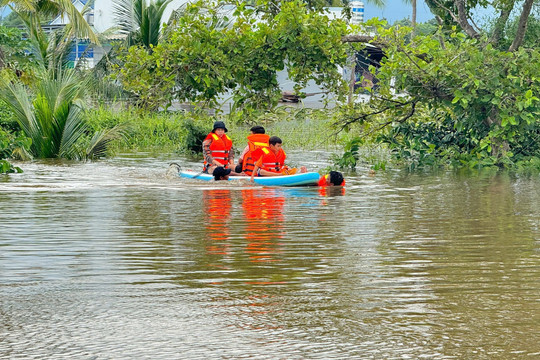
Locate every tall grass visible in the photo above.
<box><xmin>85</xmin><ymin>105</ymin><xmax>356</xmax><ymax>157</ymax></box>
<box><xmin>85</xmin><ymin>106</ymin><xmax>209</xmax><ymax>154</ymax></box>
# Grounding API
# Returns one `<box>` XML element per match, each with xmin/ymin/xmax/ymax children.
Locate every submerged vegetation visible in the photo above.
<box><xmin>0</xmin><ymin>0</ymin><xmax>538</xmax><ymax>174</ymax></box>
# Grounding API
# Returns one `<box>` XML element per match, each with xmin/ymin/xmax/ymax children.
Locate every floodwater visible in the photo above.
<box><xmin>1</xmin><ymin>153</ymin><xmax>539</xmax><ymax>359</ymax></box>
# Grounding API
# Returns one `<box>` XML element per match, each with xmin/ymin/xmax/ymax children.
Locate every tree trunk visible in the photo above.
<box><xmin>509</xmin><ymin>0</ymin><xmax>535</xmax><ymax>52</ymax></box>
<box><xmin>490</xmin><ymin>2</ymin><xmax>514</xmax><ymax>46</ymax></box>
<box><xmin>456</xmin><ymin>0</ymin><xmax>480</xmax><ymax>39</ymax></box>
<box><xmin>347</xmin><ymin>51</ymin><xmax>356</xmax><ymax>104</ymax></box>
<box><xmin>342</xmin><ymin>35</ymin><xmax>375</xmax><ymax>43</ymax></box>
<box><xmin>485</xmin><ymin>107</ymin><xmax>510</xmax><ymax>158</ymax></box>
<box><xmin>411</xmin><ymin>0</ymin><xmax>417</xmax><ymax>37</ymax></box>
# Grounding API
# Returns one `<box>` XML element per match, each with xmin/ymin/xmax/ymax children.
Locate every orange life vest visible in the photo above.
<box><xmin>318</xmin><ymin>175</ymin><xmax>328</xmax><ymax>187</ymax></box>
<box><xmin>258</xmin><ymin>147</ymin><xmax>286</xmax><ymax>173</ymax></box>
<box><xmin>242</xmin><ymin>134</ymin><xmax>270</xmax><ymax>176</ymax></box>
<box><xmin>203</xmin><ymin>132</ymin><xmax>232</xmax><ymax>171</ymax></box>
<box><xmin>318</xmin><ymin>174</ymin><xmax>346</xmax><ymax>186</ymax></box>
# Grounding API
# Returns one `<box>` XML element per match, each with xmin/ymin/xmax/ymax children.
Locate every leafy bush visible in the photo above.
<box><xmin>0</xmin><ymin>100</ymin><xmax>19</xmax><ymax>132</ymax></box>
<box><xmin>0</xmin><ymin>127</ymin><xmax>31</xmax><ymax>173</ymax></box>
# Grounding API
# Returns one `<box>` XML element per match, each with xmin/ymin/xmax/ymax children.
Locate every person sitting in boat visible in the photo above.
<box><xmin>235</xmin><ymin>125</ymin><xmax>270</xmax><ymax>176</ymax></box>
<box><xmin>250</xmin><ymin>136</ymin><xmax>307</xmax><ymax>181</ymax></box>
<box><xmin>318</xmin><ymin>171</ymin><xmax>345</xmax><ymax>186</ymax></box>
<box><xmin>202</xmin><ymin>121</ymin><xmax>235</xmax><ymax>174</ymax></box>
<box><xmin>213</xmin><ymin>166</ymin><xmax>231</xmax><ymax>181</ymax></box>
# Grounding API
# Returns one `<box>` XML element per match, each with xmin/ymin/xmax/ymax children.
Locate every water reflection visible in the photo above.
<box><xmin>203</xmin><ymin>189</ymin><xmax>232</xmax><ymax>256</ymax></box>
<box><xmin>318</xmin><ymin>184</ymin><xmax>346</xmax><ymax>198</ymax></box>
<box><xmin>242</xmin><ymin>188</ymin><xmax>284</xmax><ymax>265</ymax></box>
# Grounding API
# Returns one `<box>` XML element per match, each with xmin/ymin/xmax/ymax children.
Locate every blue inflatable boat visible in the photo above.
<box><xmin>179</xmin><ymin>170</ymin><xmax>320</xmax><ymax>187</ymax></box>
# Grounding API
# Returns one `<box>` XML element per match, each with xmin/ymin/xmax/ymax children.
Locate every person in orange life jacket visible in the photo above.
<box><xmin>213</xmin><ymin>166</ymin><xmax>231</xmax><ymax>181</ymax></box>
<box><xmin>317</xmin><ymin>171</ymin><xmax>345</xmax><ymax>186</ymax></box>
<box><xmin>250</xmin><ymin>136</ymin><xmax>307</xmax><ymax>181</ymax></box>
<box><xmin>202</xmin><ymin>121</ymin><xmax>235</xmax><ymax>174</ymax></box>
<box><xmin>234</xmin><ymin>125</ymin><xmax>270</xmax><ymax>176</ymax></box>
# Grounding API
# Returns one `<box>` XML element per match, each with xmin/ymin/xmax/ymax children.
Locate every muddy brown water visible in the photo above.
<box><xmin>1</xmin><ymin>153</ymin><xmax>539</xmax><ymax>359</ymax></box>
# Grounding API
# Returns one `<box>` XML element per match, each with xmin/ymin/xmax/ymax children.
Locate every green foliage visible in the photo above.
<box><xmin>342</xmin><ymin>20</ymin><xmax>540</xmax><ymax>170</ymax></box>
<box><xmin>0</xmin><ymin>159</ymin><xmax>22</xmax><ymax>173</ymax></box>
<box><xmin>332</xmin><ymin>137</ymin><xmax>361</xmax><ymax>169</ymax></box>
<box><xmin>84</xmin><ymin>105</ymin><xmax>351</xmax><ymax>156</ymax></box>
<box><xmin>3</xmin><ymin>0</ymin><xmax>99</xmax><ymax>80</ymax></box>
<box><xmin>181</xmin><ymin>118</ymin><xmax>209</xmax><ymax>154</ymax></box>
<box><xmin>0</xmin><ymin>67</ymin><xmax>121</xmax><ymax>159</ymax></box>
<box><xmin>0</xmin><ymin>68</ymin><xmax>88</xmax><ymax>158</ymax></box>
<box><xmin>494</xmin><ymin>14</ymin><xmax>540</xmax><ymax>50</ymax></box>
<box><xmin>115</xmin><ymin>0</ymin><xmax>349</xmax><ymax>112</ymax></box>
<box><xmin>0</xmin><ymin>25</ymin><xmax>34</xmax><ymax>76</ymax></box>
<box><xmin>331</xmin><ymin>135</ymin><xmax>389</xmax><ymax>170</ymax></box>
<box><xmin>0</xmin><ymin>126</ymin><xmax>31</xmax><ymax>173</ymax></box>
<box><xmin>393</xmin><ymin>18</ymin><xmax>438</xmax><ymax>37</ymax></box>
<box><xmin>424</xmin><ymin>0</ymin><xmax>487</xmax><ymax>28</ymax></box>
<box><xmin>0</xmin><ymin>99</ymin><xmax>19</xmax><ymax>132</ymax></box>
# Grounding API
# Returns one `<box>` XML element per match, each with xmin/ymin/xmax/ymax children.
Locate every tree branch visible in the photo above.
<box><xmin>490</xmin><ymin>2</ymin><xmax>514</xmax><ymax>46</ymax></box>
<box><xmin>334</xmin><ymin>97</ymin><xmax>417</xmax><ymax>135</ymax></box>
<box><xmin>431</xmin><ymin>0</ymin><xmax>460</xmax><ymax>23</ymax></box>
<box><xmin>455</xmin><ymin>0</ymin><xmax>480</xmax><ymax>38</ymax></box>
<box><xmin>341</xmin><ymin>34</ymin><xmax>375</xmax><ymax>43</ymax></box>
<box><xmin>509</xmin><ymin>0</ymin><xmax>535</xmax><ymax>52</ymax></box>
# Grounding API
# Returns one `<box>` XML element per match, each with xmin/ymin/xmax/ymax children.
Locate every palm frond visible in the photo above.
<box><xmin>58</xmin><ymin>102</ymin><xmax>88</xmax><ymax>158</ymax></box>
<box><xmin>365</xmin><ymin>0</ymin><xmax>385</xmax><ymax>7</ymax></box>
<box><xmin>4</xmin><ymin>0</ymin><xmax>36</xmax><ymax>13</ymax></box>
<box><xmin>112</xmin><ymin>0</ymin><xmax>139</xmax><ymax>35</ymax></box>
<box><xmin>85</xmin><ymin>125</ymin><xmax>125</xmax><ymax>159</ymax></box>
<box><xmin>113</xmin><ymin>0</ymin><xmax>172</xmax><ymax>48</ymax></box>
<box><xmin>51</xmin><ymin>0</ymin><xmax>100</xmax><ymax>44</ymax></box>
<box><xmin>0</xmin><ymin>80</ymin><xmax>40</xmax><ymax>149</ymax></box>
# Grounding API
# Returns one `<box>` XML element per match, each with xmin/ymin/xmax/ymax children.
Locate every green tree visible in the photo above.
<box><xmin>0</xmin><ymin>25</ymin><xmax>33</xmax><ymax>75</ymax></box>
<box><xmin>1</xmin><ymin>0</ymin><xmax>99</xmax><ymax>44</ymax></box>
<box><xmin>424</xmin><ymin>0</ymin><xmax>535</xmax><ymax>51</ymax></box>
<box><xmin>115</xmin><ymin>0</ymin><xmax>350</xmax><ymax>111</ymax></box>
<box><xmin>339</xmin><ymin>19</ymin><xmax>539</xmax><ymax>169</ymax></box>
<box><xmin>336</xmin><ymin>0</ymin><xmax>539</xmax><ymax>170</ymax></box>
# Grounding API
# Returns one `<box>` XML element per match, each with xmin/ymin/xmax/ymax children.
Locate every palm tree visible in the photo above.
<box><xmin>112</xmin><ymin>0</ymin><xmax>172</xmax><ymax>49</ymax></box>
<box><xmin>0</xmin><ymin>66</ymin><xmax>120</xmax><ymax>159</ymax></box>
<box><xmin>1</xmin><ymin>0</ymin><xmax>99</xmax><ymax>73</ymax></box>
<box><xmin>1</xmin><ymin>0</ymin><xmax>99</xmax><ymax>43</ymax></box>
<box><xmin>402</xmin><ymin>0</ymin><xmax>417</xmax><ymax>35</ymax></box>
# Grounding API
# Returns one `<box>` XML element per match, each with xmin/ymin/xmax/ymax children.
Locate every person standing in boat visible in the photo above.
<box><xmin>250</xmin><ymin>136</ymin><xmax>307</xmax><ymax>181</ymax></box>
<box><xmin>202</xmin><ymin>121</ymin><xmax>234</xmax><ymax>174</ymax></box>
<box><xmin>235</xmin><ymin>125</ymin><xmax>270</xmax><ymax>176</ymax></box>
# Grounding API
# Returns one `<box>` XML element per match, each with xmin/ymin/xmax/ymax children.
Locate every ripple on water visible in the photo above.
<box><xmin>1</xmin><ymin>157</ymin><xmax>539</xmax><ymax>359</ymax></box>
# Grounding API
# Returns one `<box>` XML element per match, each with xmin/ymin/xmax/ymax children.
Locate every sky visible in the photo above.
<box><xmin>363</xmin><ymin>0</ymin><xmax>434</xmax><ymax>24</ymax></box>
